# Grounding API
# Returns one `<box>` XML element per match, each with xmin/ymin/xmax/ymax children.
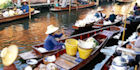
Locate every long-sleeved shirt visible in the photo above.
<box><xmin>21</xmin><ymin>5</ymin><xmax>29</xmax><ymax>13</ymax></box>
<box><xmin>94</xmin><ymin>12</ymin><xmax>106</xmax><ymax>19</ymax></box>
<box><xmin>44</xmin><ymin>33</ymin><xmax>64</xmax><ymax>51</ymax></box>
<box><xmin>108</xmin><ymin>14</ymin><xmax>116</xmax><ymax>22</ymax></box>
<box><xmin>134</xmin><ymin>5</ymin><xmax>138</xmax><ymax>11</ymax></box>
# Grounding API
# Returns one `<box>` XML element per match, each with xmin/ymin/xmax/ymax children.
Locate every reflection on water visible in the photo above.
<box><xmin>0</xmin><ymin>8</ymin><xmax>91</xmax><ymax>50</ymax></box>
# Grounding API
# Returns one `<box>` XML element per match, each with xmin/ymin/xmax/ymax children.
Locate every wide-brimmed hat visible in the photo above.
<box><xmin>1</xmin><ymin>45</ymin><xmax>18</xmax><ymax>66</ymax></box>
<box><xmin>22</xmin><ymin>0</ymin><xmax>28</xmax><ymax>4</ymax></box>
<box><xmin>97</xmin><ymin>7</ymin><xmax>104</xmax><ymax>12</ymax></box>
<box><xmin>45</xmin><ymin>25</ymin><xmax>59</xmax><ymax>34</ymax></box>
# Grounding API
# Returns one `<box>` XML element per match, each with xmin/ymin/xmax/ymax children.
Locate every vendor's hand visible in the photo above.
<box><xmin>126</xmin><ymin>44</ymin><xmax>132</xmax><ymax>49</ymax></box>
<box><xmin>130</xmin><ymin>41</ymin><xmax>135</xmax><ymax>45</ymax></box>
<box><xmin>23</xmin><ymin>10</ymin><xmax>26</xmax><ymax>12</ymax></box>
<box><xmin>61</xmin><ymin>29</ymin><xmax>65</xmax><ymax>34</ymax></box>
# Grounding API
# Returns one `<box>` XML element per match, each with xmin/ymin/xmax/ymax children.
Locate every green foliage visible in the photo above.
<box><xmin>0</xmin><ymin>1</ymin><xmax>13</xmax><ymax>9</ymax></box>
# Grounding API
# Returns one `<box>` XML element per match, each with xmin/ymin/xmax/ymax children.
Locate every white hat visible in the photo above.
<box><xmin>22</xmin><ymin>0</ymin><xmax>28</xmax><ymax>3</ymax></box>
<box><xmin>1</xmin><ymin>45</ymin><xmax>18</xmax><ymax>66</ymax></box>
<box><xmin>97</xmin><ymin>7</ymin><xmax>104</xmax><ymax>12</ymax></box>
<box><xmin>45</xmin><ymin>25</ymin><xmax>59</xmax><ymax>34</ymax></box>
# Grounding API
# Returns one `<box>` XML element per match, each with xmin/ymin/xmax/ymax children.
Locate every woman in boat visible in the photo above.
<box><xmin>133</xmin><ymin>3</ymin><xmax>140</xmax><ymax>16</ymax></box>
<box><xmin>54</xmin><ymin>0</ymin><xmax>59</xmax><ymax>7</ymax></box>
<box><xmin>94</xmin><ymin>7</ymin><xmax>106</xmax><ymax>19</ymax></box>
<box><xmin>134</xmin><ymin>3</ymin><xmax>139</xmax><ymax>11</ymax></box>
<box><xmin>44</xmin><ymin>25</ymin><xmax>64</xmax><ymax>51</ymax></box>
<box><xmin>21</xmin><ymin>0</ymin><xmax>29</xmax><ymax>13</ymax></box>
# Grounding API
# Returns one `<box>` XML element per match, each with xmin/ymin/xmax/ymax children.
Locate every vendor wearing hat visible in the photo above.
<box><xmin>94</xmin><ymin>7</ymin><xmax>106</xmax><ymax>19</ymax></box>
<box><xmin>44</xmin><ymin>25</ymin><xmax>64</xmax><ymax>51</ymax></box>
<box><xmin>1</xmin><ymin>45</ymin><xmax>18</xmax><ymax>70</ymax></box>
<box><xmin>21</xmin><ymin>0</ymin><xmax>29</xmax><ymax>13</ymax></box>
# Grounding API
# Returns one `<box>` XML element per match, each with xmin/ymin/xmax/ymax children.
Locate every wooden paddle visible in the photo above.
<box><xmin>69</xmin><ymin>0</ymin><xmax>71</xmax><ymax>12</ymax></box>
<box><xmin>29</xmin><ymin>0</ymin><xmax>31</xmax><ymax>19</ymax></box>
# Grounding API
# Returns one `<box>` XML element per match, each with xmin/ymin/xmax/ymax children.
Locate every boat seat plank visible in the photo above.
<box><xmin>60</xmin><ymin>54</ymin><xmax>79</xmax><ymax>64</ymax></box>
<box><xmin>55</xmin><ymin>57</ymin><xmax>77</xmax><ymax>70</ymax></box>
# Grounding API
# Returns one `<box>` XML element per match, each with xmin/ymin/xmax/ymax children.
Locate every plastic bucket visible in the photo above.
<box><xmin>65</xmin><ymin>39</ymin><xmax>78</xmax><ymax>56</ymax></box>
<box><xmin>78</xmin><ymin>47</ymin><xmax>93</xmax><ymax>59</ymax></box>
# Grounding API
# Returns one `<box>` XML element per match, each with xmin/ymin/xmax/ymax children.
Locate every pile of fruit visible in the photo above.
<box><xmin>2</xmin><ymin>9</ymin><xmax>23</xmax><ymax>17</ymax></box>
<box><xmin>2</xmin><ymin>8</ymin><xmax>23</xmax><ymax>17</ymax></box>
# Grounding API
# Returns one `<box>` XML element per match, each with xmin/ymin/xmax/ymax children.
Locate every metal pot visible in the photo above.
<box><xmin>122</xmin><ymin>55</ymin><xmax>135</xmax><ymax>64</ymax></box>
<box><xmin>110</xmin><ymin>56</ymin><xmax>128</xmax><ymax>70</ymax></box>
<box><xmin>112</xmin><ymin>56</ymin><xmax>127</xmax><ymax>66</ymax></box>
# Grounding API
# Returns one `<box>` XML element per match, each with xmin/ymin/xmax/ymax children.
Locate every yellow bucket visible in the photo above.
<box><xmin>78</xmin><ymin>47</ymin><xmax>93</xmax><ymax>59</ymax></box>
<box><xmin>65</xmin><ymin>39</ymin><xmax>78</xmax><ymax>56</ymax></box>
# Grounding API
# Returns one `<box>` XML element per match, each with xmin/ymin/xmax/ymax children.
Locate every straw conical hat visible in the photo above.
<box><xmin>22</xmin><ymin>0</ymin><xmax>28</xmax><ymax>3</ymax></box>
<box><xmin>97</xmin><ymin>7</ymin><xmax>104</xmax><ymax>11</ymax></box>
<box><xmin>45</xmin><ymin>25</ymin><xmax>59</xmax><ymax>34</ymax></box>
<box><xmin>1</xmin><ymin>45</ymin><xmax>18</xmax><ymax>66</ymax></box>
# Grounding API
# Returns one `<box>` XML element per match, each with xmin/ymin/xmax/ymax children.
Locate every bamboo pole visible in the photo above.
<box><xmin>135</xmin><ymin>65</ymin><xmax>137</xmax><ymax>70</ymax></box>
<box><xmin>28</xmin><ymin>0</ymin><xmax>31</xmax><ymax>19</ymax></box>
<box><xmin>121</xmin><ymin>15</ymin><xmax>127</xmax><ymax>45</ymax></box>
<box><xmin>69</xmin><ymin>0</ymin><xmax>71</xmax><ymax>12</ymax></box>
<box><xmin>76</xmin><ymin>0</ymin><xmax>78</xmax><ymax>11</ymax></box>
<box><xmin>96</xmin><ymin>0</ymin><xmax>99</xmax><ymax>6</ymax></box>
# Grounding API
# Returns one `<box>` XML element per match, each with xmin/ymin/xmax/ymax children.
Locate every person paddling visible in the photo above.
<box><xmin>94</xmin><ymin>7</ymin><xmax>106</xmax><ymax>19</ymax></box>
<box><xmin>21</xmin><ymin>0</ymin><xmax>29</xmax><ymax>13</ymax></box>
<box><xmin>44</xmin><ymin>25</ymin><xmax>65</xmax><ymax>51</ymax></box>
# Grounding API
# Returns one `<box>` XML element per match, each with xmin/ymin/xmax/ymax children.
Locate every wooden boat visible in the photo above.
<box><xmin>116</xmin><ymin>0</ymin><xmax>133</xmax><ymax>2</ymax></box>
<box><xmin>50</xmin><ymin>2</ymin><xmax>96</xmax><ymax>12</ymax></box>
<box><xmin>72</xmin><ymin>22</ymin><xmax>95</xmax><ymax>35</ymax></box>
<box><xmin>92</xmin><ymin>20</ymin><xmax>122</xmax><ymax>29</ymax></box>
<box><xmin>72</xmin><ymin>19</ymin><xmax>122</xmax><ymax>35</ymax></box>
<box><xmin>34</xmin><ymin>29</ymin><xmax>119</xmax><ymax>70</ymax></box>
<box><xmin>100</xmin><ymin>46</ymin><xmax>140</xmax><ymax>70</ymax></box>
<box><xmin>32</xmin><ymin>26</ymin><xmax>122</xmax><ymax>57</ymax></box>
<box><xmin>0</xmin><ymin>10</ymin><xmax>40</xmax><ymax>23</ymax></box>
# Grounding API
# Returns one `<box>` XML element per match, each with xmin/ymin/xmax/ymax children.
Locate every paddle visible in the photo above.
<box><xmin>96</xmin><ymin>0</ymin><xmax>99</xmax><ymax>6</ymax></box>
<box><xmin>121</xmin><ymin>4</ymin><xmax>132</xmax><ymax>46</ymax></box>
<box><xmin>69</xmin><ymin>0</ymin><xmax>71</xmax><ymax>12</ymax></box>
<box><xmin>29</xmin><ymin>0</ymin><xmax>31</xmax><ymax>19</ymax></box>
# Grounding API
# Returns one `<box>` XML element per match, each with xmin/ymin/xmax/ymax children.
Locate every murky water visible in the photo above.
<box><xmin>0</xmin><ymin>0</ymin><xmax>139</xmax><ymax>69</ymax></box>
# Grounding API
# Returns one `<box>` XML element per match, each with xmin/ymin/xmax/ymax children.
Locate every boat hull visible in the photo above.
<box><xmin>0</xmin><ymin>10</ymin><xmax>40</xmax><ymax>23</ymax></box>
<box><xmin>50</xmin><ymin>2</ymin><xmax>96</xmax><ymax>12</ymax></box>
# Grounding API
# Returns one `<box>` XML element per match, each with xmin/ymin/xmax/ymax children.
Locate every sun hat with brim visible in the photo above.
<box><xmin>22</xmin><ymin>0</ymin><xmax>28</xmax><ymax>4</ymax></box>
<box><xmin>1</xmin><ymin>45</ymin><xmax>18</xmax><ymax>66</ymax></box>
<box><xmin>45</xmin><ymin>25</ymin><xmax>59</xmax><ymax>34</ymax></box>
<box><xmin>97</xmin><ymin>7</ymin><xmax>104</xmax><ymax>12</ymax></box>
